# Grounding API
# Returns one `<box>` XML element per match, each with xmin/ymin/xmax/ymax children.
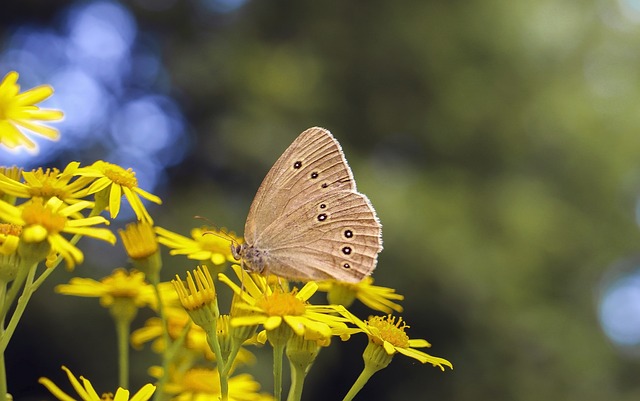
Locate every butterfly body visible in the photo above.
<box><xmin>231</xmin><ymin>243</ymin><xmax>269</xmax><ymax>274</ymax></box>
<box><xmin>235</xmin><ymin>127</ymin><xmax>382</xmax><ymax>283</ymax></box>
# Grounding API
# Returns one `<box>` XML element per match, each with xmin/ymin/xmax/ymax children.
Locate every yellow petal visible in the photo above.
<box><xmin>231</xmin><ymin>315</ymin><xmax>265</xmax><ymax>327</ymax></box>
<box><xmin>13</xmin><ymin>118</ymin><xmax>60</xmax><ymax>140</ymax></box>
<box><xmin>21</xmin><ymin>108</ymin><xmax>64</xmax><ymax>120</ymax></box>
<box><xmin>123</xmin><ymin>186</ymin><xmax>153</xmax><ymax>223</ymax></box>
<box><xmin>263</xmin><ymin>315</ymin><xmax>283</xmax><ymax>330</ymax></box>
<box><xmin>129</xmin><ymin>384</ymin><xmax>156</xmax><ymax>401</ymax></box>
<box><xmin>382</xmin><ymin>340</ymin><xmax>396</xmax><ymax>355</ymax></box>
<box><xmin>109</xmin><ymin>183</ymin><xmax>122</xmax><ymax>218</ymax></box>
<box><xmin>296</xmin><ymin>281</ymin><xmax>318</xmax><ymax>301</ymax></box>
<box><xmin>14</xmin><ymin>84</ymin><xmax>54</xmax><ymax>106</ymax></box>
<box><xmin>79</xmin><ymin>375</ymin><xmax>101</xmax><ymax>400</ymax></box>
<box><xmin>62</xmin><ymin>366</ymin><xmax>92</xmax><ymax>400</ymax></box>
<box><xmin>407</xmin><ymin>339</ymin><xmax>431</xmax><ymax>348</ymax></box>
<box><xmin>113</xmin><ymin>388</ymin><xmax>130</xmax><ymax>401</ymax></box>
<box><xmin>0</xmin><ymin>120</ymin><xmax>34</xmax><ymax>149</ymax></box>
<box><xmin>38</xmin><ymin>376</ymin><xmax>76</xmax><ymax>401</ymax></box>
<box><xmin>132</xmin><ymin>186</ymin><xmax>162</xmax><ymax>204</ymax></box>
<box><xmin>283</xmin><ymin>315</ymin><xmax>306</xmax><ymax>336</ymax></box>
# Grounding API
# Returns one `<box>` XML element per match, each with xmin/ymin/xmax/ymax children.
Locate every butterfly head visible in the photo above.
<box><xmin>230</xmin><ymin>242</ymin><xmax>243</xmax><ymax>261</ymax></box>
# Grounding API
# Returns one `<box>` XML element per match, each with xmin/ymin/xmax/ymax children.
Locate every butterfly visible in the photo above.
<box><xmin>231</xmin><ymin>127</ymin><xmax>382</xmax><ymax>282</ymax></box>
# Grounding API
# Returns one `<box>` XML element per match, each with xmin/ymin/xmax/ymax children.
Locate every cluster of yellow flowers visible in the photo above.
<box><xmin>0</xmin><ymin>71</ymin><xmax>451</xmax><ymax>401</ymax></box>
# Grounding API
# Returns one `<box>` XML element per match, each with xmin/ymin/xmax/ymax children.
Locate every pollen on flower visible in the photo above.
<box><xmin>21</xmin><ymin>198</ymin><xmax>66</xmax><ymax>234</ymax></box>
<box><xmin>256</xmin><ymin>289</ymin><xmax>306</xmax><ymax>317</ymax></box>
<box><xmin>103</xmin><ymin>163</ymin><xmax>138</xmax><ymax>188</ymax></box>
<box><xmin>367</xmin><ymin>315</ymin><xmax>411</xmax><ymax>348</ymax></box>
<box><xmin>0</xmin><ymin>223</ymin><xmax>21</xmax><ymax>237</ymax></box>
<box><xmin>100</xmin><ymin>392</ymin><xmax>114</xmax><ymax>401</ymax></box>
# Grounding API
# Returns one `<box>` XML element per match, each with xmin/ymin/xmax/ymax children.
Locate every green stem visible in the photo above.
<box><xmin>286</xmin><ymin>360</ymin><xmax>306</xmax><ymax>401</ymax></box>
<box><xmin>117</xmin><ymin>321</ymin><xmax>129</xmax><ymax>389</ymax></box>
<box><xmin>273</xmin><ymin>341</ymin><xmax>285</xmax><ymax>401</ymax></box>
<box><xmin>0</xmin><ymin>352</ymin><xmax>5</xmax><ymax>401</ymax></box>
<box><xmin>150</xmin><ymin>273</ymin><xmax>170</xmax><ymax>401</ymax></box>
<box><xmin>0</xmin><ymin>263</ymin><xmax>38</xmax><ymax>354</ymax></box>
<box><xmin>114</xmin><ymin>311</ymin><xmax>132</xmax><ymax>389</ymax></box>
<box><xmin>266</xmin><ymin>325</ymin><xmax>292</xmax><ymax>401</ymax></box>
<box><xmin>341</xmin><ymin>364</ymin><xmax>378</xmax><ymax>401</ymax></box>
<box><xmin>29</xmin><ymin>263</ymin><xmax>56</xmax><ymax>292</ymax></box>
<box><xmin>220</xmin><ymin>340</ymin><xmax>242</xmax><ymax>378</ymax></box>
<box><xmin>0</xmin><ymin>263</ymin><xmax>31</xmax><ymax>322</ymax></box>
<box><xmin>154</xmin><ymin>322</ymin><xmax>190</xmax><ymax>401</ymax></box>
<box><xmin>206</xmin><ymin>329</ymin><xmax>228</xmax><ymax>401</ymax></box>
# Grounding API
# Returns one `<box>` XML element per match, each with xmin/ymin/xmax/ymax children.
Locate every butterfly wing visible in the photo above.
<box><xmin>244</xmin><ymin>127</ymin><xmax>355</xmax><ymax>243</ymax></box>
<box><xmin>260</xmin><ymin>189</ymin><xmax>382</xmax><ymax>282</ymax></box>
<box><xmin>244</xmin><ymin>127</ymin><xmax>382</xmax><ymax>282</ymax></box>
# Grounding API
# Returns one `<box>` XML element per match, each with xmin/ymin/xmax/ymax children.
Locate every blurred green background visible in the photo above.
<box><xmin>4</xmin><ymin>0</ymin><xmax>640</xmax><ymax>400</ymax></box>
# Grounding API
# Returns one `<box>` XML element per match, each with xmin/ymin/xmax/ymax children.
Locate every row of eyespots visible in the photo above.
<box><xmin>298</xmin><ymin>160</ymin><xmax>353</xmax><ymax>270</ymax></box>
<box><xmin>293</xmin><ymin>160</ymin><xmax>330</xmax><ymax>189</ymax></box>
<box><xmin>316</xmin><ymin>210</ymin><xmax>354</xmax><ymax>269</ymax></box>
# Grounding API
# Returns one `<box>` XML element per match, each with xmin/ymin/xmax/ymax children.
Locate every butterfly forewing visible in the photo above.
<box><xmin>244</xmin><ymin>127</ymin><xmax>354</xmax><ymax>242</ymax></box>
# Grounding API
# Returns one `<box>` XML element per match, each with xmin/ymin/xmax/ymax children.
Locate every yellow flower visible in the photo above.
<box><xmin>0</xmin><ymin>196</ymin><xmax>115</xmax><ymax>268</ymax></box>
<box><xmin>39</xmin><ymin>365</ymin><xmax>155</xmax><ymax>401</ymax></box>
<box><xmin>0</xmin><ymin>166</ymin><xmax>22</xmax><ymax>203</ymax></box>
<box><xmin>74</xmin><ymin>161</ymin><xmax>162</xmax><ymax>223</ymax></box>
<box><xmin>150</xmin><ymin>366</ymin><xmax>274</xmax><ymax>401</ymax></box>
<box><xmin>173</xmin><ymin>265</ymin><xmax>217</xmax><ymax>311</ymax></box>
<box><xmin>131</xmin><ymin>307</ymin><xmax>256</xmax><ymax>365</ymax></box>
<box><xmin>0</xmin><ymin>71</ymin><xmax>64</xmax><ymax>151</ymax></box>
<box><xmin>0</xmin><ymin>223</ymin><xmax>20</xmax><ymax>255</ymax></box>
<box><xmin>173</xmin><ymin>265</ymin><xmax>218</xmax><ymax>328</ymax></box>
<box><xmin>119</xmin><ymin>222</ymin><xmax>158</xmax><ymax>260</ymax></box>
<box><xmin>350</xmin><ymin>313</ymin><xmax>452</xmax><ymax>371</ymax></box>
<box><xmin>55</xmin><ymin>269</ymin><xmax>158</xmax><ymax>309</ymax></box>
<box><xmin>0</xmin><ymin>162</ymin><xmax>94</xmax><ymax>206</ymax></box>
<box><xmin>156</xmin><ymin>226</ymin><xmax>238</xmax><ymax>266</ymax></box>
<box><xmin>132</xmin><ymin>307</ymin><xmax>211</xmax><ymax>356</ymax></box>
<box><xmin>316</xmin><ymin>277</ymin><xmax>404</xmax><ymax>314</ymax></box>
<box><xmin>219</xmin><ymin>265</ymin><xmax>349</xmax><ymax>340</ymax></box>
<box><xmin>119</xmin><ymin>221</ymin><xmax>161</xmax><ymax>277</ymax></box>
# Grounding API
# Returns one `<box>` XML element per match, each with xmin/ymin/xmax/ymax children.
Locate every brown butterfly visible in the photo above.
<box><xmin>232</xmin><ymin>127</ymin><xmax>382</xmax><ymax>282</ymax></box>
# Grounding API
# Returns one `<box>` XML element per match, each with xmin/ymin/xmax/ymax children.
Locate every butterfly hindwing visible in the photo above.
<box><xmin>260</xmin><ymin>189</ymin><xmax>382</xmax><ymax>282</ymax></box>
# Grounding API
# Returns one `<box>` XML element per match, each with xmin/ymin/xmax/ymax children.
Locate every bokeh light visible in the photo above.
<box><xmin>599</xmin><ymin>256</ymin><xmax>640</xmax><ymax>350</ymax></box>
<box><xmin>0</xmin><ymin>0</ymin><xmax>190</xmax><ymax>196</ymax></box>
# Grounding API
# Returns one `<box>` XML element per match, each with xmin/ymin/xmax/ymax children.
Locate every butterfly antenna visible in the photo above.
<box><xmin>193</xmin><ymin>215</ymin><xmax>239</xmax><ymax>246</ymax></box>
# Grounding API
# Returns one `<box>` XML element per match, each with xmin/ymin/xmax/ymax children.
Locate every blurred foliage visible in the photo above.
<box><xmin>5</xmin><ymin>0</ymin><xmax>640</xmax><ymax>400</ymax></box>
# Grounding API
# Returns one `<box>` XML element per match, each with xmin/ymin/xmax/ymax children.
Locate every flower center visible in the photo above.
<box><xmin>21</xmin><ymin>198</ymin><xmax>67</xmax><ymax>234</ymax></box>
<box><xmin>26</xmin><ymin>168</ymin><xmax>69</xmax><ymax>199</ymax></box>
<box><xmin>256</xmin><ymin>289</ymin><xmax>306</xmax><ymax>316</ymax></box>
<box><xmin>367</xmin><ymin>315</ymin><xmax>410</xmax><ymax>348</ymax></box>
<box><xmin>102</xmin><ymin>162</ymin><xmax>138</xmax><ymax>188</ymax></box>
